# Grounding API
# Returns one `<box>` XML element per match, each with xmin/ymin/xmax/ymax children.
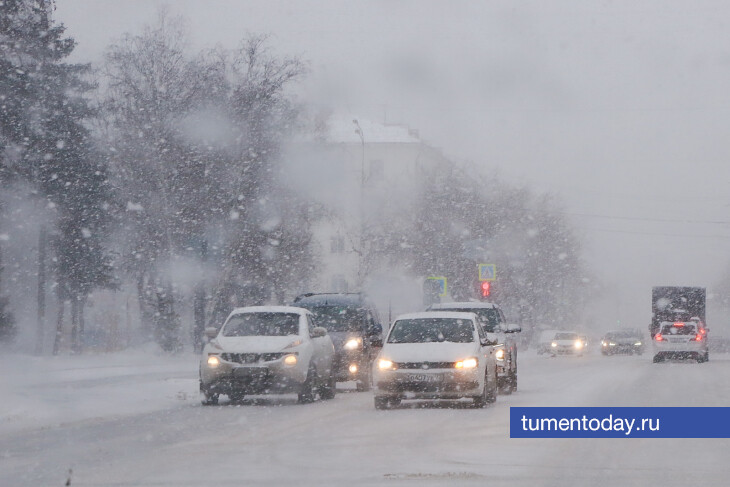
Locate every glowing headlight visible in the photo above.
<box><xmin>348</xmin><ymin>364</ymin><xmax>358</xmax><ymax>374</ymax></box>
<box><xmin>634</xmin><ymin>342</ymin><xmax>642</xmax><ymax>346</ymax></box>
<box><xmin>344</xmin><ymin>338</ymin><xmax>362</xmax><ymax>350</ymax></box>
<box><xmin>207</xmin><ymin>355</ymin><xmax>220</xmax><ymax>368</ymax></box>
<box><xmin>283</xmin><ymin>354</ymin><xmax>298</xmax><ymax>366</ymax></box>
<box><xmin>455</xmin><ymin>357</ymin><xmax>478</xmax><ymax>369</ymax></box>
<box><xmin>551</xmin><ymin>342</ymin><xmax>557</xmax><ymax>348</ymax></box>
<box><xmin>574</xmin><ymin>340</ymin><xmax>583</xmax><ymax>349</ymax></box>
<box><xmin>609</xmin><ymin>342</ymin><xmax>616</xmax><ymax>346</ymax></box>
<box><xmin>495</xmin><ymin>349</ymin><xmax>505</xmax><ymax>361</ymax></box>
<box><xmin>601</xmin><ymin>341</ymin><xmax>607</xmax><ymax>347</ymax></box>
<box><xmin>378</xmin><ymin>359</ymin><xmax>394</xmax><ymax>370</ymax></box>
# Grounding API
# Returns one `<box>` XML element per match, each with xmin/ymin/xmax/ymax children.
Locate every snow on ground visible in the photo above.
<box><xmin>1</xmin><ymin>347</ymin><xmax>729</xmax><ymax>486</ymax></box>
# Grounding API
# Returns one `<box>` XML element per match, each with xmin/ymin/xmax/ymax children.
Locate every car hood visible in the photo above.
<box><xmin>214</xmin><ymin>335</ymin><xmax>301</xmax><ymax>353</ymax></box>
<box><xmin>380</xmin><ymin>342</ymin><xmax>478</xmax><ymax>362</ymax></box>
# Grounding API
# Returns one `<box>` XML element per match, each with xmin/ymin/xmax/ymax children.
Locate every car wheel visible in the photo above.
<box><xmin>473</xmin><ymin>379</ymin><xmax>488</xmax><ymax>408</ymax></box>
<box><xmin>486</xmin><ymin>371</ymin><xmax>498</xmax><ymax>404</ymax></box>
<box><xmin>652</xmin><ymin>354</ymin><xmax>664</xmax><ymax>363</ymax></box>
<box><xmin>200</xmin><ymin>383</ymin><xmax>219</xmax><ymax>406</ymax></box>
<box><xmin>298</xmin><ymin>366</ymin><xmax>317</xmax><ymax>404</ymax></box>
<box><xmin>705</xmin><ymin>351</ymin><xmax>710</xmax><ymax>362</ymax></box>
<box><xmin>374</xmin><ymin>396</ymin><xmax>391</xmax><ymax>410</ymax></box>
<box><xmin>356</xmin><ymin>367</ymin><xmax>372</xmax><ymax>392</ymax></box>
<box><xmin>319</xmin><ymin>374</ymin><xmax>337</xmax><ymax>400</ymax></box>
<box><xmin>509</xmin><ymin>371</ymin><xmax>518</xmax><ymax>393</ymax></box>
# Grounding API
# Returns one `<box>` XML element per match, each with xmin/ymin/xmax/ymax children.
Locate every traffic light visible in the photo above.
<box><xmin>480</xmin><ymin>281</ymin><xmax>491</xmax><ymax>298</ymax></box>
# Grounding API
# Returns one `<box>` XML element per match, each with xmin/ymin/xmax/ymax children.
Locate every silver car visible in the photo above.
<box><xmin>653</xmin><ymin>321</ymin><xmax>709</xmax><ymax>363</ymax></box>
<box><xmin>373</xmin><ymin>312</ymin><xmax>499</xmax><ymax>409</ymax></box>
<box><xmin>200</xmin><ymin>306</ymin><xmax>336</xmax><ymax>404</ymax></box>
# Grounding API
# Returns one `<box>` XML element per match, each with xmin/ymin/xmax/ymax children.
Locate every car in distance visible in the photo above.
<box><xmin>373</xmin><ymin>311</ymin><xmax>498</xmax><ymax>409</ymax></box>
<box><xmin>200</xmin><ymin>306</ymin><xmax>336</xmax><ymax>405</ymax></box>
<box><xmin>653</xmin><ymin>321</ymin><xmax>709</xmax><ymax>363</ymax></box>
<box><xmin>601</xmin><ymin>330</ymin><xmax>644</xmax><ymax>355</ymax></box>
<box><xmin>549</xmin><ymin>331</ymin><xmax>585</xmax><ymax>356</ymax></box>
<box><xmin>292</xmin><ymin>293</ymin><xmax>383</xmax><ymax>391</ymax></box>
<box><xmin>427</xmin><ymin>301</ymin><xmax>520</xmax><ymax>394</ymax></box>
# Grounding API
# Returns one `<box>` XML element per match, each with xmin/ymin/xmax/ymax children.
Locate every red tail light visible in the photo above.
<box><xmin>690</xmin><ymin>333</ymin><xmax>703</xmax><ymax>341</ymax></box>
<box><xmin>655</xmin><ymin>333</ymin><xmax>664</xmax><ymax>342</ymax></box>
<box><xmin>699</xmin><ymin>328</ymin><xmax>707</xmax><ymax>335</ymax></box>
<box><xmin>673</xmin><ymin>322</ymin><xmax>685</xmax><ymax>327</ymax></box>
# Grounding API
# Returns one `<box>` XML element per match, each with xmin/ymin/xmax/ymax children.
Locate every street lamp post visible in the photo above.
<box><xmin>352</xmin><ymin>119</ymin><xmax>365</xmax><ymax>285</ymax></box>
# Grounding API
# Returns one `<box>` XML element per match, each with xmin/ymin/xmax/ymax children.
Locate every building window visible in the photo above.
<box><xmin>331</xmin><ymin>275</ymin><xmax>348</xmax><ymax>293</ymax></box>
<box><xmin>330</xmin><ymin>235</ymin><xmax>345</xmax><ymax>253</ymax></box>
<box><xmin>369</xmin><ymin>159</ymin><xmax>384</xmax><ymax>182</ymax></box>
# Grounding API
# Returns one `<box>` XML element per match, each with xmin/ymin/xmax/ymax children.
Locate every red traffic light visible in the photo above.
<box><xmin>480</xmin><ymin>281</ymin><xmax>491</xmax><ymax>297</ymax></box>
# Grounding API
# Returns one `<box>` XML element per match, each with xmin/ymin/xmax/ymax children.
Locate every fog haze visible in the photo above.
<box><xmin>55</xmin><ymin>0</ymin><xmax>730</xmax><ymax>330</ymax></box>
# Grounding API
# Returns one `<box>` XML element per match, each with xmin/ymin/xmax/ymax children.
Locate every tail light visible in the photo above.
<box><xmin>699</xmin><ymin>328</ymin><xmax>707</xmax><ymax>335</ymax></box>
<box><xmin>654</xmin><ymin>333</ymin><xmax>664</xmax><ymax>342</ymax></box>
<box><xmin>673</xmin><ymin>322</ymin><xmax>685</xmax><ymax>327</ymax></box>
<box><xmin>690</xmin><ymin>333</ymin><xmax>703</xmax><ymax>341</ymax></box>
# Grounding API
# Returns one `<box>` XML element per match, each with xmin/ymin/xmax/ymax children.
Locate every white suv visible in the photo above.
<box><xmin>652</xmin><ymin>321</ymin><xmax>709</xmax><ymax>363</ymax></box>
<box><xmin>200</xmin><ymin>306</ymin><xmax>336</xmax><ymax>404</ymax></box>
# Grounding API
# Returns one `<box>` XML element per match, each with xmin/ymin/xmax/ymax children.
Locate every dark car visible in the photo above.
<box><xmin>601</xmin><ymin>330</ymin><xmax>645</xmax><ymax>355</ymax></box>
<box><xmin>292</xmin><ymin>293</ymin><xmax>383</xmax><ymax>391</ymax></box>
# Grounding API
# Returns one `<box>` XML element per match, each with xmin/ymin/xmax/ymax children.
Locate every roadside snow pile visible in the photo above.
<box><xmin>0</xmin><ymin>349</ymin><xmax>199</xmax><ymax>435</ymax></box>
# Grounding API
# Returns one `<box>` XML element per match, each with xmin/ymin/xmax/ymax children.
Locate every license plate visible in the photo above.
<box><xmin>405</xmin><ymin>373</ymin><xmax>441</xmax><ymax>382</ymax></box>
<box><xmin>233</xmin><ymin>367</ymin><xmax>267</xmax><ymax>378</ymax></box>
<box><xmin>668</xmin><ymin>338</ymin><xmax>684</xmax><ymax>343</ymax></box>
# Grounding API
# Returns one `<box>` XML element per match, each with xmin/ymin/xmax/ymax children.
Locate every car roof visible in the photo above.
<box><xmin>227</xmin><ymin>306</ymin><xmax>311</xmax><ymax>318</ymax></box>
<box><xmin>293</xmin><ymin>293</ymin><xmax>369</xmax><ymax>307</ymax></box>
<box><xmin>428</xmin><ymin>301</ymin><xmax>498</xmax><ymax>310</ymax></box>
<box><xmin>394</xmin><ymin>311</ymin><xmax>478</xmax><ymax>321</ymax></box>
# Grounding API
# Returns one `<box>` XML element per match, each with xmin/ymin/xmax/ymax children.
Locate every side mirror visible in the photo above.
<box><xmin>504</xmin><ymin>324</ymin><xmax>522</xmax><ymax>333</ymax></box>
<box><xmin>368</xmin><ymin>323</ymin><xmax>383</xmax><ymax>336</ymax></box>
<box><xmin>311</xmin><ymin>326</ymin><xmax>328</xmax><ymax>338</ymax></box>
<box><xmin>205</xmin><ymin>327</ymin><xmax>218</xmax><ymax>339</ymax></box>
<box><xmin>370</xmin><ymin>336</ymin><xmax>384</xmax><ymax>348</ymax></box>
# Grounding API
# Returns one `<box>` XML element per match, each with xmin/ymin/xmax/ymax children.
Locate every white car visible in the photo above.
<box><xmin>549</xmin><ymin>331</ymin><xmax>585</xmax><ymax>356</ymax></box>
<box><xmin>427</xmin><ymin>301</ymin><xmax>521</xmax><ymax>394</ymax></box>
<box><xmin>373</xmin><ymin>312</ymin><xmax>499</xmax><ymax>409</ymax></box>
<box><xmin>653</xmin><ymin>321</ymin><xmax>709</xmax><ymax>363</ymax></box>
<box><xmin>200</xmin><ymin>306</ymin><xmax>336</xmax><ymax>404</ymax></box>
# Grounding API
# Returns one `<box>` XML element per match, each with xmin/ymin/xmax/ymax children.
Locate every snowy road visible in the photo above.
<box><xmin>2</xmin><ymin>350</ymin><xmax>729</xmax><ymax>486</ymax></box>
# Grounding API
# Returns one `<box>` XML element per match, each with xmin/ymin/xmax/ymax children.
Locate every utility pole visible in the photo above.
<box><xmin>352</xmin><ymin>119</ymin><xmax>366</xmax><ymax>286</ymax></box>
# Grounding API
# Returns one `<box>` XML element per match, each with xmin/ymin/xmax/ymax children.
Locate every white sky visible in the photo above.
<box><xmin>54</xmin><ymin>0</ymin><xmax>730</xmax><ymax>330</ymax></box>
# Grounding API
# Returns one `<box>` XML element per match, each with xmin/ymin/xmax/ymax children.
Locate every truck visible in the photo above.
<box><xmin>650</xmin><ymin>286</ymin><xmax>706</xmax><ymax>337</ymax></box>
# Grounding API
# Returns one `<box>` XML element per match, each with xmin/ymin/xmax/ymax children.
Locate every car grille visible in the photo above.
<box><xmin>394</xmin><ymin>361</ymin><xmax>456</xmax><ymax>370</ymax></box>
<box><xmin>221</xmin><ymin>353</ymin><xmax>287</xmax><ymax>364</ymax></box>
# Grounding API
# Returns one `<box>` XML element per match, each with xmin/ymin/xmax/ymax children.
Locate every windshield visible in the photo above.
<box><xmin>222</xmin><ymin>312</ymin><xmax>300</xmax><ymax>337</ymax></box>
<box><xmin>387</xmin><ymin>318</ymin><xmax>474</xmax><ymax>344</ymax></box>
<box><xmin>660</xmin><ymin>323</ymin><xmax>697</xmax><ymax>335</ymax></box>
<box><xmin>301</xmin><ymin>305</ymin><xmax>366</xmax><ymax>332</ymax></box>
<box><xmin>606</xmin><ymin>331</ymin><xmax>640</xmax><ymax>340</ymax></box>
<box><xmin>434</xmin><ymin>307</ymin><xmax>501</xmax><ymax>332</ymax></box>
<box><xmin>554</xmin><ymin>332</ymin><xmax>579</xmax><ymax>340</ymax></box>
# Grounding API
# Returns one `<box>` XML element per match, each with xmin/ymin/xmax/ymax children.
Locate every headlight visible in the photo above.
<box><xmin>207</xmin><ymin>355</ymin><xmax>220</xmax><ymax>368</ymax></box>
<box><xmin>601</xmin><ymin>341</ymin><xmax>607</xmax><ymax>347</ymax></box>
<box><xmin>344</xmin><ymin>338</ymin><xmax>362</xmax><ymax>350</ymax></box>
<box><xmin>495</xmin><ymin>349</ymin><xmax>505</xmax><ymax>361</ymax></box>
<box><xmin>551</xmin><ymin>342</ymin><xmax>557</xmax><ymax>348</ymax></box>
<box><xmin>455</xmin><ymin>357</ymin><xmax>478</xmax><ymax>369</ymax></box>
<box><xmin>609</xmin><ymin>342</ymin><xmax>616</xmax><ymax>346</ymax></box>
<box><xmin>283</xmin><ymin>354</ymin><xmax>298</xmax><ymax>366</ymax></box>
<box><xmin>634</xmin><ymin>342</ymin><xmax>642</xmax><ymax>346</ymax></box>
<box><xmin>378</xmin><ymin>359</ymin><xmax>394</xmax><ymax>370</ymax></box>
<box><xmin>574</xmin><ymin>340</ymin><xmax>583</xmax><ymax>349</ymax></box>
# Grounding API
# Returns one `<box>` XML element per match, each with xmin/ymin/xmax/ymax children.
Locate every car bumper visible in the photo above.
<box><xmin>602</xmin><ymin>344</ymin><xmax>643</xmax><ymax>354</ymax></box>
<box><xmin>332</xmin><ymin>350</ymin><xmax>369</xmax><ymax>381</ymax></box>
<box><xmin>550</xmin><ymin>347</ymin><xmax>581</xmax><ymax>355</ymax></box>
<box><xmin>374</xmin><ymin>369</ymin><xmax>481</xmax><ymax>399</ymax></box>
<box><xmin>654</xmin><ymin>342</ymin><xmax>707</xmax><ymax>354</ymax></box>
<box><xmin>200</xmin><ymin>359</ymin><xmax>306</xmax><ymax>395</ymax></box>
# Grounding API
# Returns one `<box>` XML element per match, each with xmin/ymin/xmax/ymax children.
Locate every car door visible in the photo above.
<box><xmin>475</xmin><ymin>318</ymin><xmax>494</xmax><ymax>379</ymax></box>
<box><xmin>307</xmin><ymin>314</ymin><xmax>333</xmax><ymax>376</ymax></box>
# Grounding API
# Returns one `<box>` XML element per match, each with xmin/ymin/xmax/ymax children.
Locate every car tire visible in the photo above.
<box><xmin>319</xmin><ymin>374</ymin><xmax>336</xmax><ymax>400</ymax></box>
<box><xmin>705</xmin><ymin>351</ymin><xmax>710</xmax><ymax>362</ymax></box>
<box><xmin>509</xmin><ymin>370</ymin><xmax>518</xmax><ymax>393</ymax></box>
<box><xmin>200</xmin><ymin>383</ymin><xmax>219</xmax><ymax>406</ymax></box>
<box><xmin>473</xmin><ymin>378</ymin><xmax>488</xmax><ymax>408</ymax></box>
<box><xmin>374</xmin><ymin>396</ymin><xmax>391</xmax><ymax>410</ymax></box>
<box><xmin>652</xmin><ymin>354</ymin><xmax>664</xmax><ymax>363</ymax></box>
<box><xmin>356</xmin><ymin>367</ymin><xmax>372</xmax><ymax>392</ymax></box>
<box><xmin>486</xmin><ymin>371</ymin><xmax>498</xmax><ymax>404</ymax></box>
<box><xmin>298</xmin><ymin>366</ymin><xmax>317</xmax><ymax>404</ymax></box>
